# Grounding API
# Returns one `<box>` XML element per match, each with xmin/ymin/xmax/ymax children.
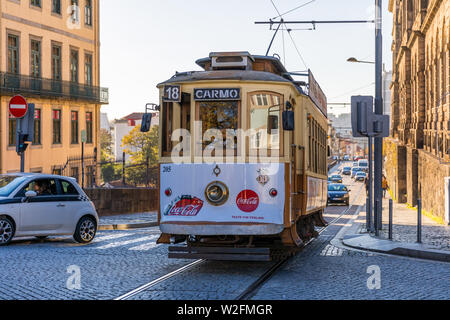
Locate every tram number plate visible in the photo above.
<box><xmin>163</xmin><ymin>85</ymin><xmax>181</xmax><ymax>102</ymax></box>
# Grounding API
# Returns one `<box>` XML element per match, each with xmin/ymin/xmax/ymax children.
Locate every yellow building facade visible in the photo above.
<box><xmin>386</xmin><ymin>0</ymin><xmax>449</xmax><ymax>222</ymax></box>
<box><xmin>0</xmin><ymin>0</ymin><xmax>108</xmax><ymax>186</ymax></box>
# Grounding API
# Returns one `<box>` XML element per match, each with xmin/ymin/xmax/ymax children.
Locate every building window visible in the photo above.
<box><xmin>53</xmin><ymin>110</ymin><xmax>62</xmax><ymax>144</ymax></box>
<box><xmin>71</xmin><ymin>111</ymin><xmax>79</xmax><ymax>144</ymax></box>
<box><xmin>52</xmin><ymin>167</ymin><xmax>62</xmax><ymax>176</ymax></box>
<box><xmin>31</xmin><ymin>0</ymin><xmax>41</xmax><ymax>7</ymax></box>
<box><xmin>86</xmin><ymin>112</ymin><xmax>93</xmax><ymax>143</ymax></box>
<box><xmin>8</xmin><ymin>35</ymin><xmax>19</xmax><ymax>74</ymax></box>
<box><xmin>85</xmin><ymin>0</ymin><xmax>92</xmax><ymax>26</ymax></box>
<box><xmin>70</xmin><ymin>0</ymin><xmax>80</xmax><ymax>23</ymax></box>
<box><xmin>85</xmin><ymin>54</ymin><xmax>93</xmax><ymax>86</ymax></box>
<box><xmin>30</xmin><ymin>40</ymin><xmax>41</xmax><ymax>78</ymax></box>
<box><xmin>52</xmin><ymin>45</ymin><xmax>62</xmax><ymax>80</ymax></box>
<box><xmin>33</xmin><ymin>109</ymin><xmax>41</xmax><ymax>145</ymax></box>
<box><xmin>9</xmin><ymin>115</ymin><xmax>16</xmax><ymax>146</ymax></box>
<box><xmin>70</xmin><ymin>49</ymin><xmax>79</xmax><ymax>83</ymax></box>
<box><xmin>52</xmin><ymin>0</ymin><xmax>61</xmax><ymax>14</ymax></box>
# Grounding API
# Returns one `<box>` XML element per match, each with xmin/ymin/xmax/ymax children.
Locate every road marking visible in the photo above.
<box><xmin>128</xmin><ymin>235</ymin><xmax>160</xmax><ymax>251</ymax></box>
<box><xmin>94</xmin><ymin>232</ymin><xmax>130</xmax><ymax>242</ymax></box>
<box><xmin>95</xmin><ymin>236</ymin><xmax>155</xmax><ymax>250</ymax></box>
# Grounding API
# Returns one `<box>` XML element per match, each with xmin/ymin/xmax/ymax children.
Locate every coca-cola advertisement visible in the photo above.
<box><xmin>164</xmin><ymin>195</ymin><xmax>204</xmax><ymax>217</ymax></box>
<box><xmin>236</xmin><ymin>190</ymin><xmax>259</xmax><ymax>213</ymax></box>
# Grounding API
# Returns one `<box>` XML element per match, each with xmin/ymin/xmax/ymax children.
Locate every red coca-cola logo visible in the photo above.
<box><xmin>165</xmin><ymin>196</ymin><xmax>204</xmax><ymax>217</ymax></box>
<box><xmin>236</xmin><ymin>190</ymin><xmax>259</xmax><ymax>213</ymax></box>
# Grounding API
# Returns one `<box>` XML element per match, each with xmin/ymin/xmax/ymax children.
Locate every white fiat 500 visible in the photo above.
<box><xmin>0</xmin><ymin>173</ymin><xmax>99</xmax><ymax>246</ymax></box>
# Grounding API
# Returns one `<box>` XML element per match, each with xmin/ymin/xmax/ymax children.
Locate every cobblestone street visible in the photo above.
<box><xmin>1</xmin><ymin>165</ymin><xmax>447</xmax><ymax>300</ymax></box>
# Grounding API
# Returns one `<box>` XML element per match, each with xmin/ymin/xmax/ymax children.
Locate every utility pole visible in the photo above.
<box><xmin>374</xmin><ymin>0</ymin><xmax>384</xmax><ymax>230</ymax></box>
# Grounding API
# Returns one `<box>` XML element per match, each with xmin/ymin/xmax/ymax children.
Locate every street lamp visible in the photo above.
<box><xmin>347</xmin><ymin>57</ymin><xmax>376</xmax><ymax>64</ymax></box>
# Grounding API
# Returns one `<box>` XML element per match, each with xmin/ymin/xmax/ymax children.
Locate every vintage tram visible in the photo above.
<box><xmin>154</xmin><ymin>52</ymin><xmax>329</xmax><ymax>261</ymax></box>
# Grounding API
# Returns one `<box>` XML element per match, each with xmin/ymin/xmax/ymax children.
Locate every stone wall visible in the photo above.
<box><xmin>406</xmin><ymin>147</ymin><xmax>418</xmax><ymax>206</ymax></box>
<box><xmin>418</xmin><ymin>150</ymin><xmax>450</xmax><ymax>222</ymax></box>
<box><xmin>84</xmin><ymin>188</ymin><xmax>159</xmax><ymax>216</ymax></box>
<box><xmin>384</xmin><ymin>139</ymin><xmax>407</xmax><ymax>203</ymax></box>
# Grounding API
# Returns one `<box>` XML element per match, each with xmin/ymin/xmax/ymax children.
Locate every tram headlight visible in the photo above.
<box><xmin>205</xmin><ymin>181</ymin><xmax>229</xmax><ymax>206</ymax></box>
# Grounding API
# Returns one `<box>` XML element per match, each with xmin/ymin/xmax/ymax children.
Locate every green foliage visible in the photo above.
<box><xmin>122</xmin><ymin>125</ymin><xmax>159</xmax><ymax>165</ymax></box>
<box><xmin>100</xmin><ymin>129</ymin><xmax>113</xmax><ymax>162</ymax></box>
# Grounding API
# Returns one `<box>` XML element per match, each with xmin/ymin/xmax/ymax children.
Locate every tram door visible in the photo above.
<box><xmin>291</xmin><ymin>143</ymin><xmax>306</xmax><ymax>219</ymax></box>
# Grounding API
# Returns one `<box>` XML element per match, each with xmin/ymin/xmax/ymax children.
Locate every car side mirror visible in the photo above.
<box><xmin>25</xmin><ymin>191</ymin><xmax>37</xmax><ymax>198</ymax></box>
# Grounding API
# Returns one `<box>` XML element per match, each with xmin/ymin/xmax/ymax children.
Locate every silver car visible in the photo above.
<box><xmin>0</xmin><ymin>173</ymin><xmax>99</xmax><ymax>246</ymax></box>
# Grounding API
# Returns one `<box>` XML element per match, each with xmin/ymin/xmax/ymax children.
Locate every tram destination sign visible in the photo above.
<box><xmin>194</xmin><ymin>88</ymin><xmax>241</xmax><ymax>101</ymax></box>
<box><xmin>308</xmin><ymin>70</ymin><xmax>327</xmax><ymax>117</ymax></box>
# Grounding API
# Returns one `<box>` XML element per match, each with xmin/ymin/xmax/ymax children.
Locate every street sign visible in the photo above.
<box><xmin>81</xmin><ymin>130</ymin><xmax>87</xmax><ymax>143</ymax></box>
<box><xmin>9</xmin><ymin>95</ymin><xmax>28</xmax><ymax>119</ymax></box>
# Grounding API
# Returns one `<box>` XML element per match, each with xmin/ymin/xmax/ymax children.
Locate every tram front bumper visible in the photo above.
<box><xmin>160</xmin><ymin>223</ymin><xmax>285</xmax><ymax>236</ymax></box>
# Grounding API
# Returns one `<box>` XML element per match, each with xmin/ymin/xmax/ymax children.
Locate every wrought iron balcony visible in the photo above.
<box><xmin>0</xmin><ymin>72</ymin><xmax>109</xmax><ymax>104</ymax></box>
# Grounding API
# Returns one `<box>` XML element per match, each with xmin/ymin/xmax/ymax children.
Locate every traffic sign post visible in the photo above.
<box><xmin>9</xmin><ymin>96</ymin><xmax>35</xmax><ymax>173</ymax></box>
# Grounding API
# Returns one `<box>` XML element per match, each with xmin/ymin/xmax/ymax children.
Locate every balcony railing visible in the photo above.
<box><xmin>0</xmin><ymin>72</ymin><xmax>109</xmax><ymax>104</ymax></box>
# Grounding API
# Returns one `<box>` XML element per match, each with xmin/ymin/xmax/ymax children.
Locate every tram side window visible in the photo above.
<box><xmin>249</xmin><ymin>92</ymin><xmax>283</xmax><ymax>156</ymax></box>
<box><xmin>162</xmin><ymin>102</ymin><xmax>174</xmax><ymax>156</ymax></box>
<box><xmin>308</xmin><ymin>117</ymin><xmax>327</xmax><ymax>175</ymax></box>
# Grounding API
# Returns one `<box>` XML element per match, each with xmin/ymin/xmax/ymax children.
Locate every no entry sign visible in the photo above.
<box><xmin>9</xmin><ymin>95</ymin><xmax>28</xmax><ymax>118</ymax></box>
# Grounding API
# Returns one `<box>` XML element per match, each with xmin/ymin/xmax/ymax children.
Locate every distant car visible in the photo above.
<box><xmin>0</xmin><ymin>173</ymin><xmax>99</xmax><ymax>246</ymax></box>
<box><xmin>351</xmin><ymin>167</ymin><xmax>363</xmax><ymax>179</ymax></box>
<box><xmin>355</xmin><ymin>172</ymin><xmax>367</xmax><ymax>182</ymax></box>
<box><xmin>342</xmin><ymin>167</ymin><xmax>352</xmax><ymax>175</ymax></box>
<box><xmin>343</xmin><ymin>155</ymin><xmax>350</xmax><ymax>161</ymax></box>
<box><xmin>330</xmin><ymin>175</ymin><xmax>343</xmax><ymax>183</ymax></box>
<box><xmin>352</xmin><ymin>162</ymin><xmax>359</xmax><ymax>167</ymax></box>
<box><xmin>327</xmin><ymin>184</ymin><xmax>350</xmax><ymax>206</ymax></box>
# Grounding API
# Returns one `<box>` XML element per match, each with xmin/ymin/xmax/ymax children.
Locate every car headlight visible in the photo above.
<box><xmin>205</xmin><ymin>181</ymin><xmax>229</xmax><ymax>206</ymax></box>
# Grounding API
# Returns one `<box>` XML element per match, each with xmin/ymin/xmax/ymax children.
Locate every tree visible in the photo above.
<box><xmin>100</xmin><ymin>129</ymin><xmax>113</xmax><ymax>162</ymax></box>
<box><xmin>122</xmin><ymin>125</ymin><xmax>159</xmax><ymax>165</ymax></box>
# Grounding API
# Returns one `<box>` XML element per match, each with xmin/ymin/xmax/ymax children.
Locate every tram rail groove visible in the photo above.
<box><xmin>115</xmin><ymin>168</ymin><xmax>364</xmax><ymax>301</ymax></box>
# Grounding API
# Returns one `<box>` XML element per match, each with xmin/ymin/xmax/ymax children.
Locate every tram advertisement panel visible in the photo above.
<box><xmin>160</xmin><ymin>163</ymin><xmax>285</xmax><ymax>225</ymax></box>
<box><xmin>306</xmin><ymin>176</ymin><xmax>327</xmax><ymax>212</ymax></box>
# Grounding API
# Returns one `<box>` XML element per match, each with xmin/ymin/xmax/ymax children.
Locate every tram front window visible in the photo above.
<box><xmin>199</xmin><ymin>101</ymin><xmax>239</xmax><ymax>154</ymax></box>
<box><xmin>249</xmin><ymin>92</ymin><xmax>282</xmax><ymax>155</ymax></box>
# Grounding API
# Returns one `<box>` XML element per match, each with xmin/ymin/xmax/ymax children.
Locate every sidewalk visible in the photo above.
<box><xmin>341</xmin><ymin>193</ymin><xmax>450</xmax><ymax>262</ymax></box>
<box><xmin>98</xmin><ymin>212</ymin><xmax>158</xmax><ymax>230</ymax></box>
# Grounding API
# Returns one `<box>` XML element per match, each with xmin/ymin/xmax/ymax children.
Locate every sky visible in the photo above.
<box><xmin>99</xmin><ymin>0</ymin><xmax>393</xmax><ymax>121</ymax></box>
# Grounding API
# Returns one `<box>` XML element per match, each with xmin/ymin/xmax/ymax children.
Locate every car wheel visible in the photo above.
<box><xmin>74</xmin><ymin>216</ymin><xmax>97</xmax><ymax>244</ymax></box>
<box><xmin>0</xmin><ymin>216</ymin><xmax>15</xmax><ymax>246</ymax></box>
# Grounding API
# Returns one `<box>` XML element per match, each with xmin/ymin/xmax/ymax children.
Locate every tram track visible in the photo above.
<box><xmin>115</xmin><ymin>164</ymin><xmax>365</xmax><ymax>301</ymax></box>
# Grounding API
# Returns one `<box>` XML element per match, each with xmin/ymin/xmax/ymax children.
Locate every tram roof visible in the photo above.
<box><xmin>158</xmin><ymin>70</ymin><xmax>305</xmax><ymax>95</ymax></box>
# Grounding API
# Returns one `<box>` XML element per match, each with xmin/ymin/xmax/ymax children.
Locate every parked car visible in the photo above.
<box><xmin>342</xmin><ymin>167</ymin><xmax>352</xmax><ymax>175</ymax></box>
<box><xmin>330</xmin><ymin>175</ymin><xmax>343</xmax><ymax>183</ymax></box>
<box><xmin>327</xmin><ymin>184</ymin><xmax>350</xmax><ymax>206</ymax></box>
<box><xmin>0</xmin><ymin>173</ymin><xmax>99</xmax><ymax>246</ymax></box>
<box><xmin>355</xmin><ymin>172</ymin><xmax>367</xmax><ymax>182</ymax></box>
<box><xmin>351</xmin><ymin>167</ymin><xmax>363</xmax><ymax>179</ymax></box>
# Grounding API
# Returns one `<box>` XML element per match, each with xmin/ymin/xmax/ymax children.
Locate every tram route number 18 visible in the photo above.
<box><xmin>163</xmin><ymin>85</ymin><xmax>181</xmax><ymax>102</ymax></box>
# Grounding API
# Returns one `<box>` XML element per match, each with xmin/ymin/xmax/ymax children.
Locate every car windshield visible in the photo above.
<box><xmin>332</xmin><ymin>176</ymin><xmax>341</xmax><ymax>179</ymax></box>
<box><xmin>328</xmin><ymin>185</ymin><xmax>348</xmax><ymax>192</ymax></box>
<box><xmin>357</xmin><ymin>173</ymin><xmax>366</xmax><ymax>176</ymax></box>
<box><xmin>0</xmin><ymin>175</ymin><xmax>27</xmax><ymax>197</ymax></box>
<box><xmin>344</xmin><ymin>167</ymin><xmax>351</xmax><ymax>170</ymax></box>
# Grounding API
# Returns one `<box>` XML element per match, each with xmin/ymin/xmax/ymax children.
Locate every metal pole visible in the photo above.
<box><xmin>417</xmin><ymin>199</ymin><xmax>422</xmax><ymax>243</ymax></box>
<box><xmin>146</xmin><ymin>156</ymin><xmax>149</xmax><ymax>187</ymax></box>
<box><xmin>375</xmin><ymin>199</ymin><xmax>380</xmax><ymax>237</ymax></box>
<box><xmin>81</xmin><ymin>142</ymin><xmax>85</xmax><ymax>189</ymax></box>
<box><xmin>122</xmin><ymin>152</ymin><xmax>126</xmax><ymax>185</ymax></box>
<box><xmin>366</xmin><ymin>197</ymin><xmax>371</xmax><ymax>231</ymax></box>
<box><xmin>374</xmin><ymin>0</ymin><xmax>384</xmax><ymax>232</ymax></box>
<box><xmin>389</xmin><ymin>199</ymin><xmax>393</xmax><ymax>240</ymax></box>
<box><xmin>20</xmin><ymin>151</ymin><xmax>25</xmax><ymax>173</ymax></box>
<box><xmin>369</xmin><ymin>136</ymin><xmax>374</xmax><ymax>233</ymax></box>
